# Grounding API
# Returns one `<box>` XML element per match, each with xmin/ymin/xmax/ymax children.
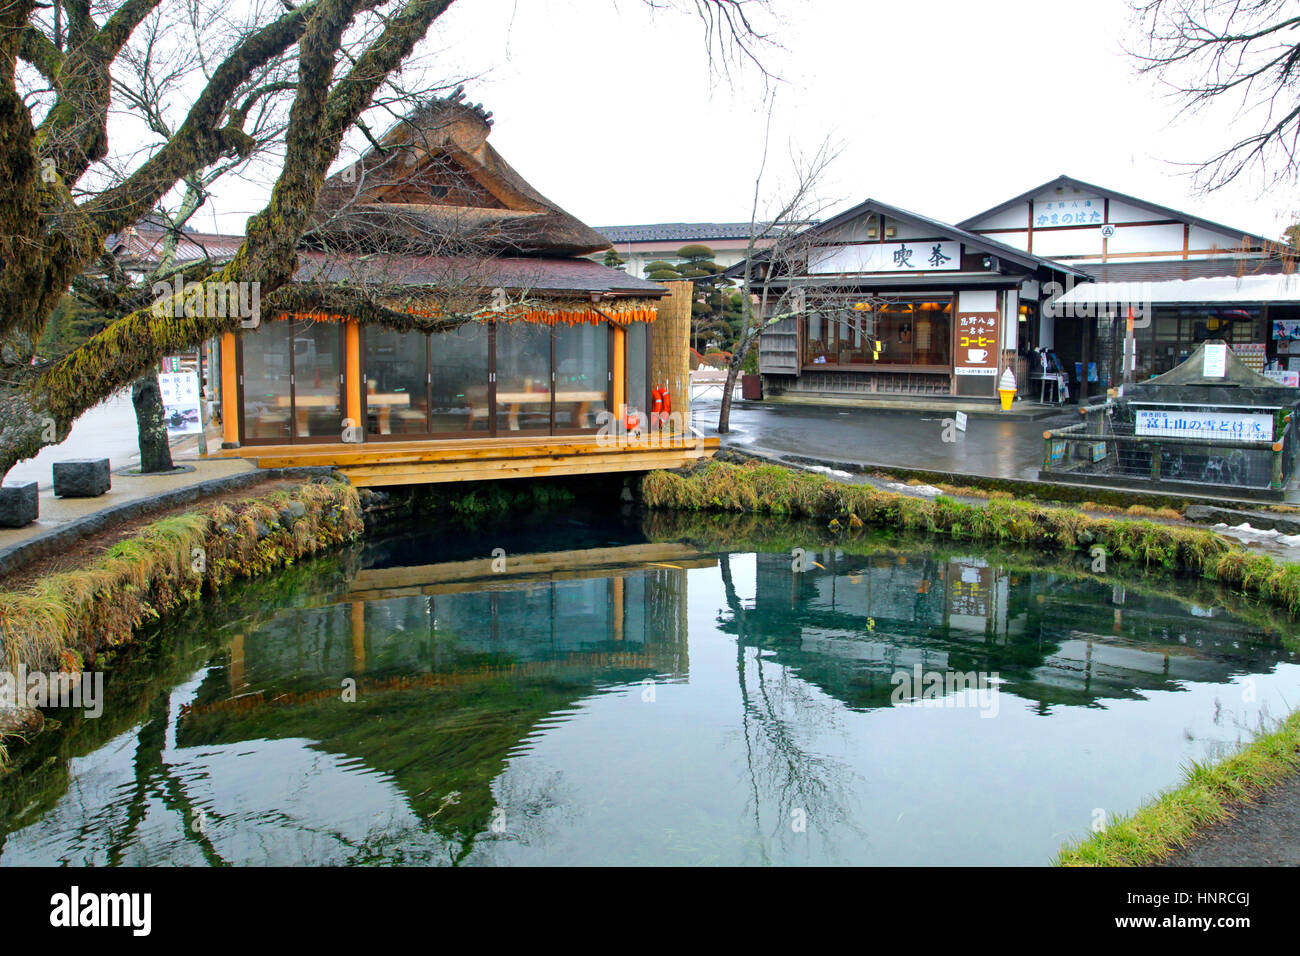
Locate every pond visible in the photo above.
<box><xmin>2</xmin><ymin>509</ymin><xmax>1298</xmax><ymax>866</ymax></box>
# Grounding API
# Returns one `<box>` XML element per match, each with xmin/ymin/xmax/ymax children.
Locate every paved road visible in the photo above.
<box><xmin>1161</xmin><ymin>772</ymin><xmax>1300</xmax><ymax>866</ymax></box>
<box><xmin>691</xmin><ymin>398</ymin><xmax>1078</xmax><ymax>481</ymax></box>
<box><xmin>4</xmin><ymin>391</ymin><xmax>144</xmax><ymax>490</ymax></box>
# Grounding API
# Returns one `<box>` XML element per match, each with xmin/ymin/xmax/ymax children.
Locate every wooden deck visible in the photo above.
<box><xmin>209</xmin><ymin>433</ymin><xmax>718</xmax><ymax>487</ymax></box>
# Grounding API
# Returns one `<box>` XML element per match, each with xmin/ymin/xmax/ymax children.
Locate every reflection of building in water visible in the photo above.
<box><xmin>730</xmin><ymin>550</ymin><xmax>1294</xmax><ymax>711</ymax></box>
<box><xmin>229</xmin><ymin>573</ymin><xmax>688</xmax><ymax>690</ymax></box>
<box><xmin>184</xmin><ymin>547</ymin><xmax>701</xmax><ymax>852</ymax></box>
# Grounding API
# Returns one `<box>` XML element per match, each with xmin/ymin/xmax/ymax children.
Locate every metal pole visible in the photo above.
<box><xmin>1123</xmin><ymin>306</ymin><xmax>1136</xmax><ymax>387</ymax></box>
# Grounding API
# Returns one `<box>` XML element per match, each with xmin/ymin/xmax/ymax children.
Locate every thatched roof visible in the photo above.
<box><xmin>308</xmin><ymin>90</ymin><xmax>612</xmax><ymax>257</ymax></box>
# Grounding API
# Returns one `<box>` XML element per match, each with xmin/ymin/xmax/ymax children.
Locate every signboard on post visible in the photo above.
<box><xmin>159</xmin><ymin>370</ymin><xmax>202</xmax><ymax>436</ymax></box>
<box><xmin>954</xmin><ymin>312</ymin><xmax>1000</xmax><ymax>377</ymax></box>
<box><xmin>1133</xmin><ymin>407</ymin><xmax>1273</xmax><ymax>443</ymax></box>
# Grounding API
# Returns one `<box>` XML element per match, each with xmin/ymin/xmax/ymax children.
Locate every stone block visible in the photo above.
<box><xmin>53</xmin><ymin>458</ymin><xmax>111</xmax><ymax>498</ymax></box>
<box><xmin>0</xmin><ymin>482</ymin><xmax>38</xmax><ymax>528</ymax></box>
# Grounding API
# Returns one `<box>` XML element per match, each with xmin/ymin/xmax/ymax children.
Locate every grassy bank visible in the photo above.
<box><xmin>0</xmin><ymin>478</ymin><xmax>363</xmax><ymax>768</ymax></box>
<box><xmin>642</xmin><ymin>459</ymin><xmax>1300</xmax><ymax>613</ymax></box>
<box><xmin>1057</xmin><ymin>710</ymin><xmax>1300</xmax><ymax>866</ymax></box>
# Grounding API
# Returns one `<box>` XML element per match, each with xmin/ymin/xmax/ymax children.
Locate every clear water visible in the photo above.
<box><xmin>2</xmin><ymin>512</ymin><xmax>1297</xmax><ymax>866</ymax></box>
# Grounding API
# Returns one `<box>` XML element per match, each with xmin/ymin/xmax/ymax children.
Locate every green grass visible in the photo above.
<box><xmin>1057</xmin><ymin>710</ymin><xmax>1300</xmax><ymax>866</ymax></box>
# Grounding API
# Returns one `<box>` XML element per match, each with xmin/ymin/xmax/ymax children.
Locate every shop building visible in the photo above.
<box><xmin>756</xmin><ymin>176</ymin><xmax>1291</xmax><ymax>405</ymax></box>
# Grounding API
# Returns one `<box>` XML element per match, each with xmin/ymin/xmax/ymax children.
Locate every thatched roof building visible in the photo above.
<box><xmin>308</xmin><ymin>90</ymin><xmax>616</xmax><ymax>260</ymax></box>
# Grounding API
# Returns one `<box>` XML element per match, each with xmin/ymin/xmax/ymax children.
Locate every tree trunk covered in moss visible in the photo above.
<box><xmin>132</xmin><ymin>373</ymin><xmax>174</xmax><ymax>473</ymax></box>
<box><xmin>0</xmin><ymin>0</ymin><xmax>460</xmax><ymax>479</ymax></box>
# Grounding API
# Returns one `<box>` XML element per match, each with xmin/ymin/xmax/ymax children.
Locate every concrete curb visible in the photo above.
<box><xmin>0</xmin><ymin>466</ymin><xmax>343</xmax><ymax>580</ymax></box>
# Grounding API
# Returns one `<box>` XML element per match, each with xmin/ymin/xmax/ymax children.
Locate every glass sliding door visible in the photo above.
<box><xmin>431</xmin><ymin>323</ymin><xmax>490</xmax><ymax>435</ymax></box>
<box><xmin>626</xmin><ymin>322</ymin><xmax>649</xmax><ymax>420</ymax></box>
<box><xmin>495</xmin><ymin>322</ymin><xmax>553</xmax><ymax>433</ymax></box>
<box><xmin>366</xmin><ymin>327</ymin><xmax>429</xmax><ymax>438</ymax></box>
<box><xmin>290</xmin><ymin>319</ymin><xmax>344</xmax><ymax>440</ymax></box>
<box><xmin>554</xmin><ymin>323</ymin><xmax>609</xmax><ymax>432</ymax></box>
<box><xmin>239</xmin><ymin>318</ymin><xmax>344</xmax><ymax>444</ymax></box>
<box><xmin>241</xmin><ymin>320</ymin><xmax>292</xmax><ymax>442</ymax></box>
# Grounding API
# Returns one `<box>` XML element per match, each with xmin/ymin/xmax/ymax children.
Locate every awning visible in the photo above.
<box><xmin>1053</xmin><ymin>272</ymin><xmax>1300</xmax><ymax>306</ymax></box>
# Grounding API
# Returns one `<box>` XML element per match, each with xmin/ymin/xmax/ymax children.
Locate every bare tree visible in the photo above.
<box><xmin>0</xmin><ymin>0</ymin><xmax>776</xmax><ymax>478</ymax></box>
<box><xmin>1131</xmin><ymin>0</ymin><xmax>1300</xmax><ymax>189</ymax></box>
<box><xmin>717</xmin><ymin>105</ymin><xmax>838</xmax><ymax>433</ymax></box>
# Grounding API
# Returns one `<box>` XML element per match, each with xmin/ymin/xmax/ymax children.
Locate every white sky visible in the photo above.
<box><xmin>198</xmin><ymin>0</ymin><xmax>1295</xmax><ymax>241</ymax></box>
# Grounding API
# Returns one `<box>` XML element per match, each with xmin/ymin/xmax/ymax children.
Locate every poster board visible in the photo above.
<box><xmin>1202</xmin><ymin>342</ymin><xmax>1227</xmax><ymax>378</ymax></box>
<box><xmin>159</xmin><ymin>370</ymin><xmax>202</xmax><ymax>436</ymax></box>
<box><xmin>954</xmin><ymin>312</ymin><xmax>1000</xmax><ymax>377</ymax></box>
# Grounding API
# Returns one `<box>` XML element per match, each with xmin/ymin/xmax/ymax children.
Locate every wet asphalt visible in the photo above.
<box><xmin>693</xmin><ymin>398</ymin><xmax>1091</xmax><ymax>481</ymax></box>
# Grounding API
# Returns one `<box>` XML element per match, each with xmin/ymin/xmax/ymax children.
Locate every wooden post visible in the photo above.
<box><xmin>220</xmin><ymin>332</ymin><xmax>239</xmax><ymax>446</ymax></box>
<box><xmin>612</xmin><ymin>325</ymin><xmax>626</xmax><ymax>419</ymax></box>
<box><xmin>345</xmin><ymin>319</ymin><xmax>362</xmax><ymax>433</ymax></box>
<box><xmin>650</xmin><ymin>280</ymin><xmax>693</xmax><ymax>433</ymax></box>
<box><xmin>228</xmin><ymin>633</ymin><xmax>245</xmax><ymax>694</ymax></box>
<box><xmin>611</xmin><ymin>575</ymin><xmax>624</xmax><ymax>642</ymax></box>
<box><xmin>350</xmin><ymin>601</ymin><xmax>366</xmax><ymax>674</ymax></box>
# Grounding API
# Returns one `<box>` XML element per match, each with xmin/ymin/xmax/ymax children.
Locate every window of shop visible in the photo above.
<box><xmin>239</xmin><ymin>318</ymin><xmax>344</xmax><ymax>443</ymax></box>
<box><xmin>802</xmin><ymin>296</ymin><xmax>952</xmax><ymax>368</ymax></box>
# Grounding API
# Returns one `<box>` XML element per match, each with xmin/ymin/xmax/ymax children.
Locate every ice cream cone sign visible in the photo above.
<box><xmin>998</xmin><ymin>367</ymin><xmax>1017</xmax><ymax>411</ymax></box>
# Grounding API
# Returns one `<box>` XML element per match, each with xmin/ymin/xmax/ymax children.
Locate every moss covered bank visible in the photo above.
<box><xmin>0</xmin><ymin>477</ymin><xmax>363</xmax><ymax>768</ymax></box>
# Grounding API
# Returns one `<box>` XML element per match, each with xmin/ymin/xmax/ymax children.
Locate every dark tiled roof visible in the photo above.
<box><xmin>106</xmin><ymin>227</ymin><xmax>244</xmax><ymax>266</ymax></box>
<box><xmin>723</xmin><ymin>198</ymin><xmax>1089</xmax><ymax>279</ymax></box>
<box><xmin>597</xmin><ymin>222</ymin><xmax>777</xmax><ymax>243</ymax></box>
<box><xmin>294</xmin><ymin>252</ymin><xmax>666</xmax><ymax>296</ymax></box>
<box><xmin>1077</xmin><ymin>257</ymin><xmax>1294</xmax><ymax>283</ymax></box>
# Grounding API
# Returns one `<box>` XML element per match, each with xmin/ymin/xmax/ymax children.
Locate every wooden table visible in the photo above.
<box><xmin>276</xmin><ymin>393</ymin><xmax>340</xmax><ymax>437</ymax></box>
<box><xmin>495</xmin><ymin>390</ymin><xmax>605</xmax><ymax>429</ymax></box>
<box><xmin>365</xmin><ymin>392</ymin><xmax>412</xmax><ymax>434</ymax></box>
<box><xmin>277</xmin><ymin>392</ymin><xmax>412</xmax><ymax>436</ymax></box>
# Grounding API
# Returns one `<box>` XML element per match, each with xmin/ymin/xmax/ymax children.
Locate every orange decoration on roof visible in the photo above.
<box><xmin>271</xmin><ymin>303</ymin><xmax>659</xmax><ymax>326</ymax></box>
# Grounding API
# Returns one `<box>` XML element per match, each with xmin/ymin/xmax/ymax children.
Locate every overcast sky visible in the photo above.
<box><xmin>201</xmin><ymin>0</ymin><xmax>1292</xmax><ymax>240</ymax></box>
